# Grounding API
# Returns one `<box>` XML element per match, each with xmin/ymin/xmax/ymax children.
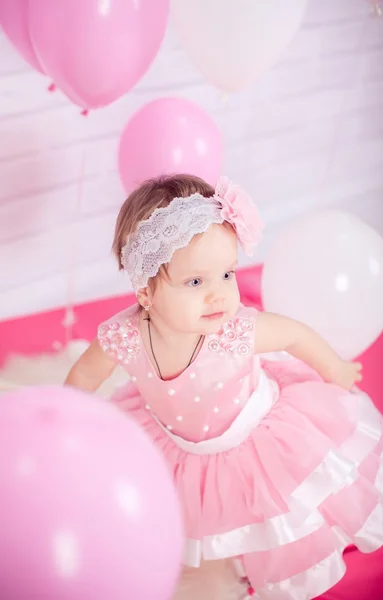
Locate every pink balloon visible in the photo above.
<box><xmin>28</xmin><ymin>0</ymin><xmax>169</xmax><ymax>109</ymax></box>
<box><xmin>0</xmin><ymin>0</ymin><xmax>44</xmax><ymax>73</ymax></box>
<box><xmin>118</xmin><ymin>98</ymin><xmax>222</xmax><ymax>191</ymax></box>
<box><xmin>0</xmin><ymin>386</ymin><xmax>183</xmax><ymax>600</ymax></box>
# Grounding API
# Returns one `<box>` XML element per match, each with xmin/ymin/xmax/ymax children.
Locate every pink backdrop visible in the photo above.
<box><xmin>0</xmin><ymin>264</ymin><xmax>382</xmax><ymax>599</ymax></box>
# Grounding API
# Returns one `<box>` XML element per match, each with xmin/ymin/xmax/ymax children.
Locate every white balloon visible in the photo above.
<box><xmin>171</xmin><ymin>0</ymin><xmax>307</xmax><ymax>92</ymax></box>
<box><xmin>261</xmin><ymin>210</ymin><xmax>383</xmax><ymax>360</ymax></box>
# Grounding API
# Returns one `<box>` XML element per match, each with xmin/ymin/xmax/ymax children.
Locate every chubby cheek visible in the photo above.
<box><xmin>225</xmin><ymin>282</ymin><xmax>241</xmax><ymax>314</ymax></box>
<box><xmin>153</xmin><ymin>289</ymin><xmax>200</xmax><ymax>325</ymax></box>
<box><xmin>172</xmin><ymin>296</ymin><xmax>203</xmax><ymax>326</ymax></box>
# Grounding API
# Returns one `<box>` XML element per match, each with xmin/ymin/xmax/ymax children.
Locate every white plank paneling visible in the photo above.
<box><xmin>0</xmin><ymin>0</ymin><xmax>382</xmax><ymax>320</ymax></box>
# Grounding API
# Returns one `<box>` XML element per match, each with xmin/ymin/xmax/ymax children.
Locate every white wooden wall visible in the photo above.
<box><xmin>0</xmin><ymin>0</ymin><xmax>382</xmax><ymax>321</ymax></box>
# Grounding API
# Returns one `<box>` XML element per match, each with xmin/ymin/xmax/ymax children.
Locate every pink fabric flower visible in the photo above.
<box><xmin>215</xmin><ymin>176</ymin><xmax>264</xmax><ymax>256</ymax></box>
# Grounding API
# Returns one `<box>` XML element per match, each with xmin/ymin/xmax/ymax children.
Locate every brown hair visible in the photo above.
<box><xmin>112</xmin><ymin>174</ymin><xmax>215</xmax><ymax>270</ymax></box>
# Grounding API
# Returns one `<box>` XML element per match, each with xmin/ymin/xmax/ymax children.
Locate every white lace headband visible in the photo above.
<box><xmin>121</xmin><ymin>176</ymin><xmax>263</xmax><ymax>291</ymax></box>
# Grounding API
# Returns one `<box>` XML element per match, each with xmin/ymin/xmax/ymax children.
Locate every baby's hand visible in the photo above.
<box><xmin>330</xmin><ymin>360</ymin><xmax>363</xmax><ymax>391</ymax></box>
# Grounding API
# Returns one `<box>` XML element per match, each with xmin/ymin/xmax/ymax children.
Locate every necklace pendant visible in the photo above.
<box><xmin>147</xmin><ymin>319</ymin><xmax>203</xmax><ymax>379</ymax></box>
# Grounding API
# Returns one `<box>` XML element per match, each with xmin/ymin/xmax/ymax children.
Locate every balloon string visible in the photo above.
<box><xmin>62</xmin><ymin>146</ymin><xmax>86</xmax><ymax>345</ymax></box>
<box><xmin>220</xmin><ymin>91</ymin><xmax>229</xmax><ymax>171</ymax></box>
<box><xmin>372</xmin><ymin>1</ymin><xmax>382</xmax><ymax>17</ymax></box>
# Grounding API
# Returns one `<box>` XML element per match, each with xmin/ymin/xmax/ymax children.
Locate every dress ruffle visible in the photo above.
<box><xmin>111</xmin><ymin>360</ymin><xmax>383</xmax><ymax>599</ymax></box>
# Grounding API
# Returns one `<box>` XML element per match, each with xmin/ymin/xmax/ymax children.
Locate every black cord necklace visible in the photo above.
<box><xmin>144</xmin><ymin>316</ymin><xmax>203</xmax><ymax>381</ymax></box>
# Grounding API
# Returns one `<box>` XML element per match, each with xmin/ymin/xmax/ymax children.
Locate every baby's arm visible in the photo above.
<box><xmin>255</xmin><ymin>312</ymin><xmax>362</xmax><ymax>391</ymax></box>
<box><xmin>65</xmin><ymin>339</ymin><xmax>116</xmax><ymax>392</ymax></box>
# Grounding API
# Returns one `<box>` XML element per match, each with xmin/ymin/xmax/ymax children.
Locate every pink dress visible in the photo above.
<box><xmin>98</xmin><ymin>304</ymin><xmax>383</xmax><ymax>599</ymax></box>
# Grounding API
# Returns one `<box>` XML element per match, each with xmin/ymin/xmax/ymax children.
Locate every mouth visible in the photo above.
<box><xmin>201</xmin><ymin>312</ymin><xmax>225</xmax><ymax>321</ymax></box>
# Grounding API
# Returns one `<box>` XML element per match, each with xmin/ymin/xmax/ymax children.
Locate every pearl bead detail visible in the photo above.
<box><xmin>166</xmin><ymin>425</ymin><xmax>173</xmax><ymax>430</ymax></box>
<box><xmin>147</xmin><ymin>372</ymin><xmax>153</xmax><ymax>378</ymax></box>
<box><xmin>213</xmin><ymin>406</ymin><xmax>219</xmax><ymax>413</ymax></box>
<box><xmin>202</xmin><ymin>425</ymin><xmax>210</xmax><ymax>432</ymax></box>
<box><xmin>168</xmin><ymin>389</ymin><xmax>176</xmax><ymax>396</ymax></box>
<box><xmin>145</xmin><ymin>404</ymin><xmax>150</xmax><ymax>410</ymax></box>
<box><xmin>176</xmin><ymin>416</ymin><xmax>183</xmax><ymax>422</ymax></box>
<box><xmin>194</xmin><ymin>396</ymin><xmax>201</xmax><ymax>403</ymax></box>
<box><xmin>131</xmin><ymin>376</ymin><xmax>137</xmax><ymax>382</ymax></box>
<box><xmin>206</xmin><ymin>316</ymin><xmax>253</xmax><ymax>356</ymax></box>
<box><xmin>189</xmin><ymin>372</ymin><xmax>196</xmax><ymax>379</ymax></box>
<box><xmin>98</xmin><ymin>319</ymin><xmax>140</xmax><ymax>363</ymax></box>
<box><xmin>234</xmin><ymin>398</ymin><xmax>240</xmax><ymax>405</ymax></box>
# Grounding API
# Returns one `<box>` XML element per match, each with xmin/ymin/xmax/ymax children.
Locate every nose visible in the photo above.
<box><xmin>205</xmin><ymin>286</ymin><xmax>225</xmax><ymax>307</ymax></box>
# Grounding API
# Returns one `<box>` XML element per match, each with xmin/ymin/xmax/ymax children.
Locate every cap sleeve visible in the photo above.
<box><xmin>97</xmin><ymin>306</ymin><xmax>141</xmax><ymax>366</ymax></box>
<box><xmin>206</xmin><ymin>304</ymin><xmax>258</xmax><ymax>358</ymax></box>
<box><xmin>238</xmin><ymin>304</ymin><xmax>259</xmax><ymax>355</ymax></box>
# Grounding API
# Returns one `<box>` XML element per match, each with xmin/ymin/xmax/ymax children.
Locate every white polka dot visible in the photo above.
<box><xmin>166</xmin><ymin>425</ymin><xmax>173</xmax><ymax>431</ymax></box>
<box><xmin>213</xmin><ymin>406</ymin><xmax>219</xmax><ymax>413</ymax></box>
<box><xmin>189</xmin><ymin>372</ymin><xmax>196</xmax><ymax>379</ymax></box>
<box><xmin>147</xmin><ymin>372</ymin><xmax>153</xmax><ymax>378</ymax></box>
<box><xmin>194</xmin><ymin>396</ymin><xmax>201</xmax><ymax>403</ymax></box>
<box><xmin>202</xmin><ymin>425</ymin><xmax>210</xmax><ymax>432</ymax></box>
<box><xmin>131</xmin><ymin>376</ymin><xmax>137</xmax><ymax>382</ymax></box>
<box><xmin>233</xmin><ymin>398</ymin><xmax>240</xmax><ymax>405</ymax></box>
<box><xmin>168</xmin><ymin>389</ymin><xmax>176</xmax><ymax>396</ymax></box>
<box><xmin>145</xmin><ymin>404</ymin><xmax>151</xmax><ymax>410</ymax></box>
<box><xmin>216</xmin><ymin>382</ymin><xmax>223</xmax><ymax>390</ymax></box>
<box><xmin>176</xmin><ymin>416</ymin><xmax>183</xmax><ymax>422</ymax></box>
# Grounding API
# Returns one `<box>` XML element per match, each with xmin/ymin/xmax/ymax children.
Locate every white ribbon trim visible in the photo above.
<box><xmin>155</xmin><ymin>368</ymin><xmax>382</xmax><ymax>567</ymax></box>
<box><xmin>187</xmin><ymin>510</ymin><xmax>325</xmax><ymax>564</ymax></box>
<box><xmin>253</xmin><ymin>500</ymin><xmax>383</xmax><ymax>599</ymax></box>
<box><xmin>254</xmin><ymin>548</ymin><xmax>347</xmax><ymax>600</ymax></box>
<box><xmin>154</xmin><ymin>370</ymin><xmax>276</xmax><ymax>455</ymax></box>
<box><xmin>183</xmin><ymin>425</ymin><xmax>383</xmax><ymax>566</ymax></box>
<box><xmin>255</xmin><ymin>550</ymin><xmax>347</xmax><ymax>600</ymax></box>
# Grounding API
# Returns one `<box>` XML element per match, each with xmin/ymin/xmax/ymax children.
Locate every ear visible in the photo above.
<box><xmin>136</xmin><ymin>287</ymin><xmax>152</xmax><ymax>310</ymax></box>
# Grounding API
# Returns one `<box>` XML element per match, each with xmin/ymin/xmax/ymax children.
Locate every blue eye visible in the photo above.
<box><xmin>187</xmin><ymin>277</ymin><xmax>202</xmax><ymax>287</ymax></box>
<box><xmin>223</xmin><ymin>271</ymin><xmax>235</xmax><ymax>280</ymax></box>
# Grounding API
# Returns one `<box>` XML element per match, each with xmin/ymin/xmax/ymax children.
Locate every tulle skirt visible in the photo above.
<box><xmin>111</xmin><ymin>360</ymin><xmax>383</xmax><ymax>600</ymax></box>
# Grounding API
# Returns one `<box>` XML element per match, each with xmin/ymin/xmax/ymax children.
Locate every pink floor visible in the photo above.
<box><xmin>1</xmin><ymin>265</ymin><xmax>382</xmax><ymax>598</ymax></box>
